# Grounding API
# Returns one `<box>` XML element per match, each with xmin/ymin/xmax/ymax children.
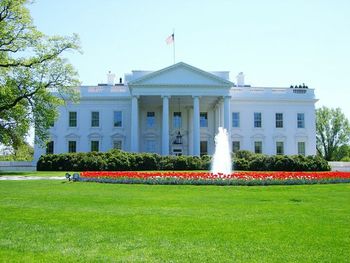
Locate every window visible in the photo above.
<box><xmin>173</xmin><ymin>148</ymin><xmax>182</xmax><ymax>156</ymax></box>
<box><xmin>232</xmin><ymin>112</ymin><xmax>240</xmax><ymax>128</ymax></box>
<box><xmin>254</xmin><ymin>141</ymin><xmax>262</xmax><ymax>154</ymax></box>
<box><xmin>68</xmin><ymin>140</ymin><xmax>76</xmax><ymax>153</ymax></box>
<box><xmin>46</xmin><ymin>141</ymin><xmax>54</xmax><ymax>154</ymax></box>
<box><xmin>200</xmin><ymin>112</ymin><xmax>208</xmax><ymax>127</ymax></box>
<box><xmin>200</xmin><ymin>141</ymin><xmax>208</xmax><ymax>156</ymax></box>
<box><xmin>69</xmin><ymin>112</ymin><xmax>77</xmax><ymax>127</ymax></box>
<box><xmin>147</xmin><ymin>112</ymin><xmax>155</xmax><ymax>128</ymax></box>
<box><xmin>297</xmin><ymin>113</ymin><xmax>305</xmax><ymax>128</ymax></box>
<box><xmin>91</xmin><ymin>140</ymin><xmax>99</xmax><ymax>152</ymax></box>
<box><xmin>298</xmin><ymin>142</ymin><xmax>306</xmax><ymax>156</ymax></box>
<box><xmin>113</xmin><ymin>140</ymin><xmax>122</xmax><ymax>150</ymax></box>
<box><xmin>232</xmin><ymin>141</ymin><xmax>240</xmax><ymax>153</ymax></box>
<box><xmin>114</xmin><ymin>111</ymin><xmax>122</xmax><ymax>127</ymax></box>
<box><xmin>275</xmin><ymin>113</ymin><xmax>283</xmax><ymax>128</ymax></box>
<box><xmin>276</xmin><ymin>141</ymin><xmax>284</xmax><ymax>155</ymax></box>
<box><xmin>91</xmin><ymin>111</ymin><xmax>99</xmax><ymax>127</ymax></box>
<box><xmin>173</xmin><ymin>112</ymin><xmax>182</xmax><ymax>129</ymax></box>
<box><xmin>254</xmin><ymin>112</ymin><xmax>262</xmax><ymax>128</ymax></box>
<box><xmin>146</xmin><ymin>139</ymin><xmax>156</xmax><ymax>153</ymax></box>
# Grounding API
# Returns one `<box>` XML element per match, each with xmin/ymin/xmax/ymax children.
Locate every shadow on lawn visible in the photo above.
<box><xmin>0</xmin><ymin>171</ymin><xmax>28</xmax><ymax>176</ymax></box>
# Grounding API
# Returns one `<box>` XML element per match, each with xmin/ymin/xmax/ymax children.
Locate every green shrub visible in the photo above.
<box><xmin>37</xmin><ymin>150</ymin><xmax>331</xmax><ymax>172</ymax></box>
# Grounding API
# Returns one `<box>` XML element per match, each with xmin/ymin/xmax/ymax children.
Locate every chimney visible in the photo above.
<box><xmin>237</xmin><ymin>72</ymin><xmax>245</xmax><ymax>87</ymax></box>
<box><xmin>107</xmin><ymin>71</ymin><xmax>116</xmax><ymax>85</ymax></box>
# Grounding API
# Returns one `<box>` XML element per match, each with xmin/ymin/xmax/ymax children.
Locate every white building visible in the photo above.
<box><xmin>34</xmin><ymin>62</ymin><xmax>317</xmax><ymax>160</ymax></box>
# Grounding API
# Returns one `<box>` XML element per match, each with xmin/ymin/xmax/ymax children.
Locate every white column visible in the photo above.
<box><xmin>224</xmin><ymin>96</ymin><xmax>231</xmax><ymax>150</ymax></box>
<box><xmin>224</xmin><ymin>96</ymin><xmax>231</xmax><ymax>131</ymax></box>
<box><xmin>162</xmin><ymin>96</ymin><xmax>170</xmax><ymax>155</ymax></box>
<box><xmin>130</xmin><ymin>95</ymin><xmax>139</xmax><ymax>152</ymax></box>
<box><xmin>193</xmin><ymin>96</ymin><xmax>200</xmax><ymax>156</ymax></box>
<box><xmin>220</xmin><ymin>100</ymin><xmax>224</xmax><ymax>127</ymax></box>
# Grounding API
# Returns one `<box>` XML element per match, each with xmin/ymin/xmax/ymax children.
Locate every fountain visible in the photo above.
<box><xmin>211</xmin><ymin>127</ymin><xmax>232</xmax><ymax>176</ymax></box>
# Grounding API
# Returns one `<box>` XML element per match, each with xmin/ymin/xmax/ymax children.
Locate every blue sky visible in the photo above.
<box><xmin>29</xmin><ymin>0</ymin><xmax>350</xmax><ymax>118</ymax></box>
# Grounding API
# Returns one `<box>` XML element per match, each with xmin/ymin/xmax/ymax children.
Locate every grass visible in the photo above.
<box><xmin>0</xmin><ymin>181</ymin><xmax>349</xmax><ymax>262</ymax></box>
<box><xmin>0</xmin><ymin>171</ymin><xmax>67</xmax><ymax>177</ymax></box>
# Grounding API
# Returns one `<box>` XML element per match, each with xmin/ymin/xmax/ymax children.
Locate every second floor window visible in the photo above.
<box><xmin>69</xmin><ymin>111</ymin><xmax>77</xmax><ymax>127</ymax></box>
<box><xmin>275</xmin><ymin>113</ymin><xmax>283</xmax><ymax>128</ymax></box>
<box><xmin>147</xmin><ymin>112</ymin><xmax>155</xmax><ymax>128</ymax></box>
<box><xmin>297</xmin><ymin>113</ymin><xmax>305</xmax><ymax>128</ymax></box>
<box><xmin>114</xmin><ymin>111</ymin><xmax>122</xmax><ymax>127</ymax></box>
<box><xmin>254</xmin><ymin>112</ymin><xmax>262</xmax><ymax>128</ymax></box>
<box><xmin>232</xmin><ymin>112</ymin><xmax>240</xmax><ymax>128</ymax></box>
<box><xmin>91</xmin><ymin>111</ymin><xmax>99</xmax><ymax>127</ymax></box>
<box><xmin>200</xmin><ymin>112</ymin><xmax>208</xmax><ymax>127</ymax></box>
<box><xmin>173</xmin><ymin>112</ymin><xmax>182</xmax><ymax>129</ymax></box>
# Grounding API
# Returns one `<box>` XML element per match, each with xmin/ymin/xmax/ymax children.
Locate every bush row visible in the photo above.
<box><xmin>37</xmin><ymin>150</ymin><xmax>211</xmax><ymax>171</ymax></box>
<box><xmin>37</xmin><ymin>150</ymin><xmax>331</xmax><ymax>171</ymax></box>
<box><xmin>234</xmin><ymin>150</ymin><xmax>330</xmax><ymax>171</ymax></box>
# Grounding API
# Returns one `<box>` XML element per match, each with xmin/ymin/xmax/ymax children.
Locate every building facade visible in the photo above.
<box><xmin>34</xmin><ymin>62</ymin><xmax>317</xmax><ymax>160</ymax></box>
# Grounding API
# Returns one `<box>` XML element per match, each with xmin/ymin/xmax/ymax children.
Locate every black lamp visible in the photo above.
<box><xmin>174</xmin><ymin>131</ymin><xmax>182</xmax><ymax>144</ymax></box>
<box><xmin>173</xmin><ymin>98</ymin><xmax>183</xmax><ymax>145</ymax></box>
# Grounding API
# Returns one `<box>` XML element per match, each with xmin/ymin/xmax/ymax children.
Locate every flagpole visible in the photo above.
<box><xmin>173</xmin><ymin>29</ymin><xmax>175</xmax><ymax>64</ymax></box>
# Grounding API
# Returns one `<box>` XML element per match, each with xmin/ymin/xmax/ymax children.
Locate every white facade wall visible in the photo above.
<box><xmin>34</xmin><ymin>62</ymin><xmax>317</xmax><ymax>161</ymax></box>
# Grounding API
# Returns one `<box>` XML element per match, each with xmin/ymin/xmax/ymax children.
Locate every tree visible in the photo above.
<box><xmin>316</xmin><ymin>106</ymin><xmax>350</xmax><ymax>160</ymax></box>
<box><xmin>0</xmin><ymin>0</ymin><xmax>80</xmax><ymax>149</ymax></box>
<box><xmin>333</xmin><ymin>144</ymin><xmax>350</xmax><ymax>161</ymax></box>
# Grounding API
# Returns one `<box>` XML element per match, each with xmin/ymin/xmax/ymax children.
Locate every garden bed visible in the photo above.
<box><xmin>77</xmin><ymin>171</ymin><xmax>350</xmax><ymax>186</ymax></box>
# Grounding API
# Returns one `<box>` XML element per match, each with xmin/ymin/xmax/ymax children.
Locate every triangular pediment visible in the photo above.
<box><xmin>128</xmin><ymin>62</ymin><xmax>233</xmax><ymax>87</ymax></box>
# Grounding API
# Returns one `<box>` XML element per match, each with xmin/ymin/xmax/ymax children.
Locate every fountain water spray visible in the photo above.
<box><xmin>211</xmin><ymin>127</ymin><xmax>232</xmax><ymax>176</ymax></box>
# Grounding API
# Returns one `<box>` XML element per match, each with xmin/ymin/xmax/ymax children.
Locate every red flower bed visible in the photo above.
<box><xmin>80</xmin><ymin>171</ymin><xmax>350</xmax><ymax>184</ymax></box>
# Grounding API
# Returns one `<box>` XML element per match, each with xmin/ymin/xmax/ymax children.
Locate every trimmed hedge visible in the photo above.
<box><xmin>233</xmin><ymin>150</ymin><xmax>330</xmax><ymax>171</ymax></box>
<box><xmin>37</xmin><ymin>149</ymin><xmax>331</xmax><ymax>171</ymax></box>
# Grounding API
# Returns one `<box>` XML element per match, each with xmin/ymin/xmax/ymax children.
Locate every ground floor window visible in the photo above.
<box><xmin>91</xmin><ymin>140</ymin><xmax>99</xmax><ymax>152</ymax></box>
<box><xmin>298</xmin><ymin>141</ymin><xmax>306</xmax><ymax>156</ymax></box>
<box><xmin>254</xmin><ymin>141</ymin><xmax>262</xmax><ymax>154</ymax></box>
<box><xmin>232</xmin><ymin>141</ymin><xmax>240</xmax><ymax>153</ymax></box>
<box><xmin>173</xmin><ymin>148</ymin><xmax>182</xmax><ymax>156</ymax></box>
<box><xmin>113</xmin><ymin>140</ymin><xmax>122</xmax><ymax>150</ymax></box>
<box><xmin>68</xmin><ymin>140</ymin><xmax>76</xmax><ymax>153</ymax></box>
<box><xmin>200</xmin><ymin>141</ymin><xmax>208</xmax><ymax>156</ymax></box>
<box><xmin>276</xmin><ymin>141</ymin><xmax>284</xmax><ymax>155</ymax></box>
<box><xmin>146</xmin><ymin>139</ymin><xmax>156</xmax><ymax>153</ymax></box>
<box><xmin>46</xmin><ymin>141</ymin><xmax>54</xmax><ymax>154</ymax></box>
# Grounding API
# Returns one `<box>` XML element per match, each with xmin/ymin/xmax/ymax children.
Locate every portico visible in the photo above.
<box><xmin>128</xmin><ymin>62</ymin><xmax>233</xmax><ymax>156</ymax></box>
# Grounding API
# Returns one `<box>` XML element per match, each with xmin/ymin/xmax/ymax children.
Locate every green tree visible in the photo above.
<box><xmin>333</xmin><ymin>144</ymin><xmax>350</xmax><ymax>161</ymax></box>
<box><xmin>0</xmin><ymin>0</ymin><xmax>80</xmax><ymax>148</ymax></box>
<box><xmin>316</xmin><ymin>106</ymin><xmax>350</xmax><ymax>160</ymax></box>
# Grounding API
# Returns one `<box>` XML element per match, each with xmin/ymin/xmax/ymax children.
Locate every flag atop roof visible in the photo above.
<box><xmin>166</xmin><ymin>33</ymin><xmax>174</xmax><ymax>45</ymax></box>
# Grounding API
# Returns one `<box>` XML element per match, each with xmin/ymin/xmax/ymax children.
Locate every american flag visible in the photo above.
<box><xmin>166</xmin><ymin>33</ymin><xmax>174</xmax><ymax>44</ymax></box>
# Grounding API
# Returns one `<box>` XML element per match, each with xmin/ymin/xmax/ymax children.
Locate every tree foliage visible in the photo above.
<box><xmin>0</xmin><ymin>0</ymin><xmax>80</xmax><ymax>148</ymax></box>
<box><xmin>316</xmin><ymin>106</ymin><xmax>350</xmax><ymax>160</ymax></box>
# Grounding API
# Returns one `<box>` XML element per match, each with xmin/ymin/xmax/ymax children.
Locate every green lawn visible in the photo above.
<box><xmin>0</xmin><ymin>171</ymin><xmax>67</xmax><ymax>177</ymax></box>
<box><xmin>0</xmin><ymin>181</ymin><xmax>349</xmax><ymax>262</ymax></box>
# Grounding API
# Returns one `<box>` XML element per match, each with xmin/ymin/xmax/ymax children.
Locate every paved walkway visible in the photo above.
<box><xmin>0</xmin><ymin>176</ymin><xmax>65</xmax><ymax>181</ymax></box>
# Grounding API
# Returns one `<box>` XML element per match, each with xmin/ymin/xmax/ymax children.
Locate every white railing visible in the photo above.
<box><xmin>231</xmin><ymin>87</ymin><xmax>314</xmax><ymax>99</ymax></box>
<box><xmin>80</xmin><ymin>85</ymin><xmax>130</xmax><ymax>97</ymax></box>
